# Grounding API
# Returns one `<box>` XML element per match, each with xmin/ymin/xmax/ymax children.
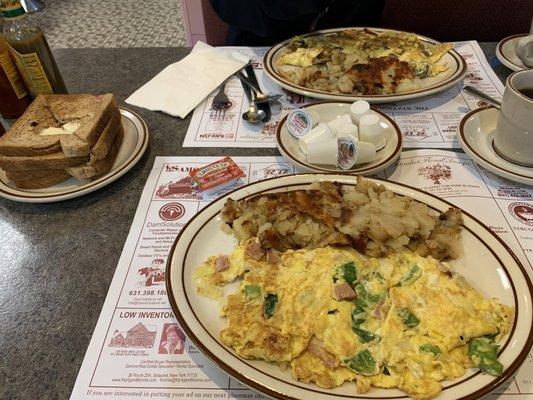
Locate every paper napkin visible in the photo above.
<box><xmin>125</xmin><ymin>41</ymin><xmax>248</xmax><ymax>118</ymax></box>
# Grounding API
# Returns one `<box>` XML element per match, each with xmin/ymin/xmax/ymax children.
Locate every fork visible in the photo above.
<box><xmin>210</xmin><ymin>82</ymin><xmax>232</xmax><ymax>118</ymax></box>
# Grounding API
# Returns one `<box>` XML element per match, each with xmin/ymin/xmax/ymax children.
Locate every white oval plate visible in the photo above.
<box><xmin>167</xmin><ymin>174</ymin><xmax>533</xmax><ymax>400</ymax></box>
<box><xmin>263</xmin><ymin>27</ymin><xmax>467</xmax><ymax>103</ymax></box>
<box><xmin>496</xmin><ymin>34</ymin><xmax>530</xmax><ymax>72</ymax></box>
<box><xmin>458</xmin><ymin>106</ymin><xmax>533</xmax><ymax>186</ymax></box>
<box><xmin>0</xmin><ymin>107</ymin><xmax>149</xmax><ymax>203</ymax></box>
<box><xmin>277</xmin><ymin>101</ymin><xmax>402</xmax><ymax>174</ymax></box>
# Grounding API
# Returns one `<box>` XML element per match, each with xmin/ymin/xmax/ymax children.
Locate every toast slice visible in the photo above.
<box><xmin>0</xmin><ymin>108</ymin><xmax>121</xmax><ymax>172</ymax></box>
<box><xmin>7</xmin><ymin>169</ymin><xmax>71</xmax><ymax>189</ymax></box>
<box><xmin>90</xmin><ymin>110</ymin><xmax>121</xmax><ymax>162</ymax></box>
<box><xmin>0</xmin><ymin>151</ymin><xmax>89</xmax><ymax>171</ymax></box>
<box><xmin>0</xmin><ymin>93</ymin><xmax>117</xmax><ymax>157</ymax></box>
<box><xmin>65</xmin><ymin>123</ymin><xmax>124</xmax><ymax>181</ymax></box>
<box><xmin>0</xmin><ymin>96</ymin><xmax>63</xmax><ymax>156</ymax></box>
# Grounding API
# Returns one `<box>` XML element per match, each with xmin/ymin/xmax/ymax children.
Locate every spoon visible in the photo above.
<box><xmin>255</xmin><ymin>94</ymin><xmax>282</xmax><ymax>103</ymax></box>
<box><xmin>236</xmin><ymin>72</ymin><xmax>282</xmax><ymax>103</ymax></box>
<box><xmin>242</xmin><ymin>101</ymin><xmax>267</xmax><ymax>124</ymax></box>
<box><xmin>240</xmin><ymin>73</ymin><xmax>269</xmax><ymax>124</ymax></box>
<box><xmin>463</xmin><ymin>85</ymin><xmax>501</xmax><ymax>109</ymax></box>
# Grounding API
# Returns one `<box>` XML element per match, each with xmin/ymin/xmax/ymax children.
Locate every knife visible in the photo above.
<box><xmin>244</xmin><ymin>64</ymin><xmax>271</xmax><ymax>122</ymax></box>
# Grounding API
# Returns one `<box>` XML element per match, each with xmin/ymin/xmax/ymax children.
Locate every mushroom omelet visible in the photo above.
<box><xmin>195</xmin><ymin>242</ymin><xmax>513</xmax><ymax>400</ymax></box>
<box><xmin>275</xmin><ymin>28</ymin><xmax>453</xmax><ymax>95</ymax></box>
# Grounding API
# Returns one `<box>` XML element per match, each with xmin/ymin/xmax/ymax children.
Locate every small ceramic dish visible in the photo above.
<box><xmin>276</xmin><ymin>101</ymin><xmax>402</xmax><ymax>175</ymax></box>
<box><xmin>496</xmin><ymin>34</ymin><xmax>530</xmax><ymax>72</ymax></box>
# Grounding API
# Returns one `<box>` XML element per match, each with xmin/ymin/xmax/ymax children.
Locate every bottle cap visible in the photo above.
<box><xmin>359</xmin><ymin>113</ymin><xmax>385</xmax><ymax>149</ymax></box>
<box><xmin>306</xmin><ymin>138</ymin><xmax>338</xmax><ymax>166</ymax></box>
<box><xmin>350</xmin><ymin>100</ymin><xmax>371</xmax><ymax>124</ymax></box>
<box><xmin>299</xmin><ymin>122</ymin><xmax>334</xmax><ymax>154</ymax></box>
<box><xmin>287</xmin><ymin>109</ymin><xmax>313</xmax><ymax>139</ymax></box>
<box><xmin>0</xmin><ymin>1</ymin><xmax>25</xmax><ymax>18</ymax></box>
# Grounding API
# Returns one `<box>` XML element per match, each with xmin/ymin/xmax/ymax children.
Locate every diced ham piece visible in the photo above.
<box><xmin>307</xmin><ymin>336</ymin><xmax>337</xmax><ymax>368</ymax></box>
<box><xmin>266</xmin><ymin>249</ymin><xmax>281</xmax><ymax>264</ymax></box>
<box><xmin>332</xmin><ymin>282</ymin><xmax>356</xmax><ymax>301</ymax></box>
<box><xmin>245</xmin><ymin>242</ymin><xmax>265</xmax><ymax>260</ymax></box>
<box><xmin>373</xmin><ymin>298</ymin><xmax>385</xmax><ymax>320</ymax></box>
<box><xmin>214</xmin><ymin>255</ymin><xmax>230</xmax><ymax>272</ymax></box>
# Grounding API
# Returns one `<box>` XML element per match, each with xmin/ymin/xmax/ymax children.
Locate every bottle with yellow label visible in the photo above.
<box><xmin>0</xmin><ymin>0</ymin><xmax>67</xmax><ymax>96</ymax></box>
<box><xmin>0</xmin><ymin>34</ymin><xmax>30</xmax><ymax>118</ymax></box>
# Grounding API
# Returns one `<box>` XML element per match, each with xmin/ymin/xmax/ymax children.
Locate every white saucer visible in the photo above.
<box><xmin>0</xmin><ymin>107</ymin><xmax>149</xmax><ymax>203</ymax></box>
<box><xmin>276</xmin><ymin>101</ymin><xmax>402</xmax><ymax>175</ymax></box>
<box><xmin>458</xmin><ymin>106</ymin><xmax>533</xmax><ymax>185</ymax></box>
<box><xmin>496</xmin><ymin>34</ymin><xmax>530</xmax><ymax>72</ymax></box>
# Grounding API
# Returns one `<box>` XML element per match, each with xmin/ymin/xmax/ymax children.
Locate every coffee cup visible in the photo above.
<box><xmin>516</xmin><ymin>35</ymin><xmax>533</xmax><ymax>68</ymax></box>
<box><xmin>493</xmin><ymin>69</ymin><xmax>533</xmax><ymax>166</ymax></box>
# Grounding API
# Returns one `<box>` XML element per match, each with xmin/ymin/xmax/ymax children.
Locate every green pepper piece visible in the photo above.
<box><xmin>355</xmin><ymin>283</ymin><xmax>382</xmax><ymax>307</ymax></box>
<box><xmin>353</xmin><ymin>327</ymin><xmax>379</xmax><ymax>343</ymax></box>
<box><xmin>483</xmin><ymin>331</ymin><xmax>499</xmax><ymax>341</ymax></box>
<box><xmin>351</xmin><ymin>305</ymin><xmax>366</xmax><ymax>326</ymax></box>
<box><xmin>243</xmin><ymin>285</ymin><xmax>261</xmax><ymax>300</ymax></box>
<box><xmin>397</xmin><ymin>308</ymin><xmax>420</xmax><ymax>328</ymax></box>
<box><xmin>400</xmin><ymin>265</ymin><xmax>422</xmax><ymax>286</ymax></box>
<box><xmin>468</xmin><ymin>337</ymin><xmax>503</xmax><ymax>376</ymax></box>
<box><xmin>264</xmin><ymin>293</ymin><xmax>278</xmax><ymax>319</ymax></box>
<box><xmin>339</xmin><ymin>261</ymin><xmax>357</xmax><ymax>285</ymax></box>
<box><xmin>420</xmin><ymin>343</ymin><xmax>442</xmax><ymax>356</ymax></box>
<box><xmin>344</xmin><ymin>349</ymin><xmax>376</xmax><ymax>375</ymax></box>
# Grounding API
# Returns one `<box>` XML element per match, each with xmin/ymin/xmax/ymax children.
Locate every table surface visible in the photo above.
<box><xmin>0</xmin><ymin>43</ymin><xmax>510</xmax><ymax>399</ymax></box>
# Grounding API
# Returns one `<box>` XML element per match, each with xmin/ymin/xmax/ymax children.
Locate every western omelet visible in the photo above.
<box><xmin>194</xmin><ymin>240</ymin><xmax>513</xmax><ymax>400</ymax></box>
<box><xmin>274</xmin><ymin>29</ymin><xmax>454</xmax><ymax>95</ymax></box>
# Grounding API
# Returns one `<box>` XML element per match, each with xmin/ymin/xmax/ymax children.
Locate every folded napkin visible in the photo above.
<box><xmin>125</xmin><ymin>41</ymin><xmax>248</xmax><ymax>118</ymax></box>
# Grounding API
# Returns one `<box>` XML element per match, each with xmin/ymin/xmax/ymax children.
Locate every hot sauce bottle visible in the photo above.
<box><xmin>0</xmin><ymin>0</ymin><xmax>67</xmax><ymax>96</ymax></box>
<box><xmin>0</xmin><ymin>34</ymin><xmax>30</xmax><ymax>118</ymax></box>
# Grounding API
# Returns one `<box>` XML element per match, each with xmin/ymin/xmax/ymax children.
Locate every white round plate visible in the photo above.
<box><xmin>458</xmin><ymin>106</ymin><xmax>533</xmax><ymax>185</ymax></box>
<box><xmin>276</xmin><ymin>101</ymin><xmax>402</xmax><ymax>174</ymax></box>
<box><xmin>166</xmin><ymin>174</ymin><xmax>533</xmax><ymax>400</ymax></box>
<box><xmin>263</xmin><ymin>27</ymin><xmax>467</xmax><ymax>103</ymax></box>
<box><xmin>0</xmin><ymin>107</ymin><xmax>149</xmax><ymax>203</ymax></box>
<box><xmin>496</xmin><ymin>34</ymin><xmax>530</xmax><ymax>72</ymax></box>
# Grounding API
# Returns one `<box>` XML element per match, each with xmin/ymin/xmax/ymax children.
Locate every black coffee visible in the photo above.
<box><xmin>518</xmin><ymin>87</ymin><xmax>533</xmax><ymax>100</ymax></box>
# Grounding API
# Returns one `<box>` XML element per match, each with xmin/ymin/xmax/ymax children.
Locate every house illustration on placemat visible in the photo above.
<box><xmin>109</xmin><ymin>323</ymin><xmax>157</xmax><ymax>348</ymax></box>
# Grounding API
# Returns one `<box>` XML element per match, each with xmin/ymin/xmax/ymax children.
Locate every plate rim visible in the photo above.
<box><xmin>458</xmin><ymin>106</ymin><xmax>533</xmax><ymax>185</ymax></box>
<box><xmin>275</xmin><ymin>101</ymin><xmax>403</xmax><ymax>174</ymax></box>
<box><xmin>166</xmin><ymin>173</ymin><xmax>533</xmax><ymax>400</ymax></box>
<box><xmin>496</xmin><ymin>34</ymin><xmax>528</xmax><ymax>72</ymax></box>
<box><xmin>263</xmin><ymin>27</ymin><xmax>467</xmax><ymax>103</ymax></box>
<box><xmin>0</xmin><ymin>107</ymin><xmax>149</xmax><ymax>203</ymax></box>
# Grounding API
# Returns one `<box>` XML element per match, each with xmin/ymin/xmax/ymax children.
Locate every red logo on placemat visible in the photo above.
<box><xmin>159</xmin><ymin>202</ymin><xmax>185</xmax><ymax>221</ymax></box>
<box><xmin>418</xmin><ymin>164</ymin><xmax>452</xmax><ymax>185</ymax></box>
<box><xmin>508</xmin><ymin>202</ymin><xmax>533</xmax><ymax>227</ymax></box>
